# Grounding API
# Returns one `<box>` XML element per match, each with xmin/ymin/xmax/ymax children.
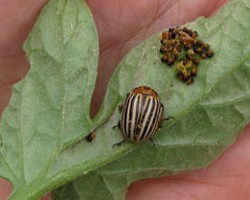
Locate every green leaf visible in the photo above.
<box><xmin>0</xmin><ymin>0</ymin><xmax>250</xmax><ymax>200</ymax></box>
<box><xmin>52</xmin><ymin>0</ymin><xmax>250</xmax><ymax>199</ymax></box>
<box><xmin>0</xmin><ymin>0</ymin><xmax>100</xmax><ymax>199</ymax></box>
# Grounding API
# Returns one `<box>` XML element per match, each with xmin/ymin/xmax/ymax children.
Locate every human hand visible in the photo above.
<box><xmin>1</xmin><ymin>0</ymin><xmax>249</xmax><ymax>200</ymax></box>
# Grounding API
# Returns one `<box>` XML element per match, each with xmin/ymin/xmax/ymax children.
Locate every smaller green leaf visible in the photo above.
<box><xmin>0</xmin><ymin>0</ymin><xmax>99</xmax><ymax>199</ymax></box>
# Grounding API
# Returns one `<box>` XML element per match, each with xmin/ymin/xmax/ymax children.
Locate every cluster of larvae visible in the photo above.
<box><xmin>160</xmin><ymin>27</ymin><xmax>214</xmax><ymax>84</ymax></box>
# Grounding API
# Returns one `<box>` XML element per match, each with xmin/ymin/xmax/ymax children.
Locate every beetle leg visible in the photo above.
<box><xmin>118</xmin><ymin>104</ymin><xmax>123</xmax><ymax>112</ymax></box>
<box><xmin>113</xmin><ymin>139</ymin><xmax>125</xmax><ymax>147</ymax></box>
<box><xmin>149</xmin><ymin>138</ymin><xmax>156</xmax><ymax>146</ymax></box>
<box><xmin>112</xmin><ymin>121</ymin><xmax>121</xmax><ymax>129</ymax></box>
<box><xmin>162</xmin><ymin>116</ymin><xmax>175</xmax><ymax>121</ymax></box>
<box><xmin>112</xmin><ymin>124</ymin><xmax>118</xmax><ymax>129</ymax></box>
<box><xmin>159</xmin><ymin>116</ymin><xmax>175</xmax><ymax>128</ymax></box>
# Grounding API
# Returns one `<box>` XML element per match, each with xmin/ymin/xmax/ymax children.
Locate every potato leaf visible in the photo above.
<box><xmin>0</xmin><ymin>0</ymin><xmax>250</xmax><ymax>200</ymax></box>
<box><xmin>53</xmin><ymin>0</ymin><xmax>250</xmax><ymax>199</ymax></box>
<box><xmin>0</xmin><ymin>0</ymin><xmax>99</xmax><ymax>199</ymax></box>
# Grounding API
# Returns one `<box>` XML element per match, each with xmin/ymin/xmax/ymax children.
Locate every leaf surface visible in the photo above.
<box><xmin>0</xmin><ymin>0</ymin><xmax>250</xmax><ymax>200</ymax></box>
<box><xmin>53</xmin><ymin>0</ymin><xmax>250</xmax><ymax>199</ymax></box>
<box><xmin>0</xmin><ymin>0</ymin><xmax>99</xmax><ymax>199</ymax></box>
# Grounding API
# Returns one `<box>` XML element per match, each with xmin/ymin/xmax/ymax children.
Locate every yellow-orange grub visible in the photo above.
<box><xmin>132</xmin><ymin>86</ymin><xmax>159</xmax><ymax>98</ymax></box>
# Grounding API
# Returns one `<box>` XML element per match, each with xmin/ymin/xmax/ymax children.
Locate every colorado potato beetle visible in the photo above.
<box><xmin>115</xmin><ymin>86</ymin><xmax>167</xmax><ymax>144</ymax></box>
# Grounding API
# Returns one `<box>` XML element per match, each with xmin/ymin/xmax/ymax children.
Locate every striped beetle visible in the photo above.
<box><xmin>115</xmin><ymin>86</ymin><xmax>168</xmax><ymax>144</ymax></box>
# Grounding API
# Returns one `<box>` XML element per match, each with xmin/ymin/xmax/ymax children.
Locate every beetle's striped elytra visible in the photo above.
<box><xmin>117</xmin><ymin>86</ymin><xmax>164</xmax><ymax>143</ymax></box>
